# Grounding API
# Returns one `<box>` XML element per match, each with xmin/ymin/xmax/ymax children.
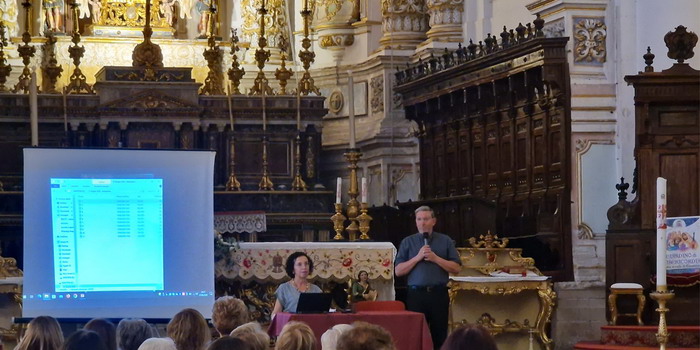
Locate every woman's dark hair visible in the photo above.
<box><xmin>84</xmin><ymin>318</ymin><xmax>117</xmax><ymax>350</ymax></box>
<box><xmin>207</xmin><ymin>336</ymin><xmax>253</xmax><ymax>350</ymax></box>
<box><xmin>285</xmin><ymin>252</ymin><xmax>314</xmax><ymax>278</ymax></box>
<box><xmin>357</xmin><ymin>270</ymin><xmax>368</xmax><ymax>280</ymax></box>
<box><xmin>62</xmin><ymin>330</ymin><xmax>108</xmax><ymax>350</ymax></box>
<box><xmin>440</xmin><ymin>325</ymin><xmax>498</xmax><ymax>350</ymax></box>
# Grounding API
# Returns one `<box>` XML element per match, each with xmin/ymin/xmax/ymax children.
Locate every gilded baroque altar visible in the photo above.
<box><xmin>89</xmin><ymin>0</ymin><xmax>173</xmax><ymax>37</ymax></box>
<box><xmin>449</xmin><ymin>233</ymin><xmax>556</xmax><ymax>350</ymax></box>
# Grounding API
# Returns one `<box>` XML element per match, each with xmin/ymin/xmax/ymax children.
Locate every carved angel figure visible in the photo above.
<box><xmin>178</xmin><ymin>0</ymin><xmax>194</xmax><ymax>19</ymax></box>
<box><xmin>42</xmin><ymin>0</ymin><xmax>65</xmax><ymax>33</ymax></box>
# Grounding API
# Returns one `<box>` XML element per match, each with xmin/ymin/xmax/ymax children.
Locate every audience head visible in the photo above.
<box><xmin>84</xmin><ymin>318</ymin><xmax>117</xmax><ymax>350</ymax></box>
<box><xmin>137</xmin><ymin>337</ymin><xmax>177</xmax><ymax>350</ymax></box>
<box><xmin>167</xmin><ymin>308</ymin><xmax>211</xmax><ymax>350</ymax></box>
<box><xmin>285</xmin><ymin>252</ymin><xmax>314</xmax><ymax>278</ymax></box>
<box><xmin>117</xmin><ymin>318</ymin><xmax>156</xmax><ymax>350</ymax></box>
<box><xmin>336</xmin><ymin>321</ymin><xmax>395</xmax><ymax>350</ymax></box>
<box><xmin>15</xmin><ymin>315</ymin><xmax>64</xmax><ymax>350</ymax></box>
<box><xmin>440</xmin><ymin>325</ymin><xmax>498</xmax><ymax>350</ymax></box>
<box><xmin>321</xmin><ymin>324</ymin><xmax>353</xmax><ymax>350</ymax></box>
<box><xmin>212</xmin><ymin>296</ymin><xmax>249</xmax><ymax>336</ymax></box>
<box><xmin>62</xmin><ymin>329</ymin><xmax>108</xmax><ymax>350</ymax></box>
<box><xmin>274</xmin><ymin>321</ymin><xmax>316</xmax><ymax>350</ymax></box>
<box><xmin>207</xmin><ymin>336</ymin><xmax>253</xmax><ymax>350</ymax></box>
<box><xmin>230</xmin><ymin>322</ymin><xmax>270</xmax><ymax>350</ymax></box>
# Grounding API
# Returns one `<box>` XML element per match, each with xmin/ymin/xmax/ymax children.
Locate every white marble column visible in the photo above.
<box><xmin>378</xmin><ymin>0</ymin><xmax>429</xmax><ymax>50</ymax></box>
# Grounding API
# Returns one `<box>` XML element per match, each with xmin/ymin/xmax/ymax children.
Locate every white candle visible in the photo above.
<box><xmin>227</xmin><ymin>84</ymin><xmax>234</xmax><ymax>128</ymax></box>
<box><xmin>347</xmin><ymin>71</ymin><xmax>356</xmax><ymax>149</ymax></box>
<box><xmin>361</xmin><ymin>177</ymin><xmax>367</xmax><ymax>203</ymax></box>
<box><xmin>336</xmin><ymin>177</ymin><xmax>342</xmax><ymax>203</ymax></box>
<box><xmin>261</xmin><ymin>86</ymin><xmax>266</xmax><ymax>131</ymax></box>
<box><xmin>62</xmin><ymin>87</ymin><xmax>68</xmax><ymax>133</ymax></box>
<box><xmin>29</xmin><ymin>70</ymin><xmax>38</xmax><ymax>146</ymax></box>
<box><xmin>656</xmin><ymin>177</ymin><xmax>667</xmax><ymax>291</ymax></box>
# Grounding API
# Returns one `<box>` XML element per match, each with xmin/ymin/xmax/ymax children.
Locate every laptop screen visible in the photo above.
<box><xmin>295</xmin><ymin>293</ymin><xmax>333</xmax><ymax>314</ymax></box>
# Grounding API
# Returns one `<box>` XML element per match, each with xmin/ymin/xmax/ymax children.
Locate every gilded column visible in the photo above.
<box><xmin>425</xmin><ymin>0</ymin><xmax>463</xmax><ymax>43</ymax></box>
<box><xmin>378</xmin><ymin>0</ymin><xmax>428</xmax><ymax>50</ymax></box>
<box><xmin>315</xmin><ymin>0</ymin><xmax>358</xmax><ymax>61</ymax></box>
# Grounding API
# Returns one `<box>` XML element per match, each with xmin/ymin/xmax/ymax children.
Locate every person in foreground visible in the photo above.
<box><xmin>395</xmin><ymin>206</ymin><xmax>462</xmax><ymax>350</ymax></box>
<box><xmin>62</xmin><ymin>329</ymin><xmax>108</xmax><ymax>350</ymax></box>
<box><xmin>274</xmin><ymin>321</ymin><xmax>315</xmax><ymax>350</ymax></box>
<box><xmin>272</xmin><ymin>252</ymin><xmax>322</xmax><ymax>315</ymax></box>
<box><xmin>336</xmin><ymin>321</ymin><xmax>395</xmax><ymax>350</ymax></box>
<box><xmin>440</xmin><ymin>325</ymin><xmax>498</xmax><ymax>350</ymax></box>
<box><xmin>14</xmin><ymin>315</ymin><xmax>64</xmax><ymax>350</ymax></box>
<box><xmin>167</xmin><ymin>308</ymin><xmax>211</xmax><ymax>350</ymax></box>
<box><xmin>230</xmin><ymin>322</ymin><xmax>270</xmax><ymax>350</ymax></box>
<box><xmin>116</xmin><ymin>318</ymin><xmax>156</xmax><ymax>350</ymax></box>
<box><xmin>211</xmin><ymin>296</ymin><xmax>249</xmax><ymax>336</ymax></box>
<box><xmin>83</xmin><ymin>318</ymin><xmax>117</xmax><ymax>350</ymax></box>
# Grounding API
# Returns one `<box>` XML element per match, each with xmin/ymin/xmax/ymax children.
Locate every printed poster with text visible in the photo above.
<box><xmin>666</xmin><ymin>216</ymin><xmax>700</xmax><ymax>273</ymax></box>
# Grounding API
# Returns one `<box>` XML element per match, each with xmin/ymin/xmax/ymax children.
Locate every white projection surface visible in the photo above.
<box><xmin>23</xmin><ymin>148</ymin><xmax>215</xmax><ymax>319</ymax></box>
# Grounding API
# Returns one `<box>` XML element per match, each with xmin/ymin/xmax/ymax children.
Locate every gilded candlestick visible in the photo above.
<box><xmin>65</xmin><ymin>0</ymin><xmax>93</xmax><ymax>94</ymax></box>
<box><xmin>258</xmin><ymin>134</ymin><xmax>274</xmax><ymax>191</ymax></box>
<box><xmin>0</xmin><ymin>22</ymin><xmax>12</xmax><ymax>92</ymax></box>
<box><xmin>291</xmin><ymin>133</ymin><xmax>308</xmax><ymax>191</ymax></box>
<box><xmin>344</xmin><ymin>148</ymin><xmax>362</xmax><ymax>241</ymax></box>
<box><xmin>249</xmin><ymin>0</ymin><xmax>272</xmax><ymax>96</ymax></box>
<box><xmin>41</xmin><ymin>32</ymin><xmax>63</xmax><ymax>94</ymax></box>
<box><xmin>200</xmin><ymin>2</ymin><xmax>224</xmax><ymax>95</ymax></box>
<box><xmin>297</xmin><ymin>3</ymin><xmax>319</xmax><ymax>95</ymax></box>
<box><xmin>13</xmin><ymin>1</ymin><xmax>35</xmax><ymax>94</ymax></box>
<box><xmin>225</xmin><ymin>136</ymin><xmax>241</xmax><ymax>191</ymax></box>
<box><xmin>227</xmin><ymin>29</ymin><xmax>245</xmax><ymax>94</ymax></box>
<box><xmin>356</xmin><ymin>202</ymin><xmax>372</xmax><ymax>240</ymax></box>
<box><xmin>331</xmin><ymin>203</ymin><xmax>347</xmax><ymax>240</ymax></box>
<box><xmin>650</xmin><ymin>290</ymin><xmax>674</xmax><ymax>350</ymax></box>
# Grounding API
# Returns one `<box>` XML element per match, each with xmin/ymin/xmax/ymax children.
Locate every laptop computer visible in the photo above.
<box><xmin>295</xmin><ymin>293</ymin><xmax>333</xmax><ymax>314</ymax></box>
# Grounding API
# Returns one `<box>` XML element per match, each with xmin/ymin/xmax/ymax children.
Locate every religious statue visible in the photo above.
<box><xmin>42</xmin><ymin>0</ymin><xmax>65</xmax><ymax>33</ymax></box>
<box><xmin>196</xmin><ymin>0</ymin><xmax>211</xmax><ymax>38</ymax></box>
<box><xmin>77</xmin><ymin>0</ymin><xmax>90</xmax><ymax>19</ymax></box>
<box><xmin>179</xmin><ymin>0</ymin><xmax>194</xmax><ymax>19</ymax></box>
<box><xmin>88</xmin><ymin>0</ymin><xmax>102</xmax><ymax>21</ymax></box>
<box><xmin>160</xmin><ymin>0</ymin><xmax>176</xmax><ymax>26</ymax></box>
<box><xmin>0</xmin><ymin>0</ymin><xmax>19</xmax><ymax>38</ymax></box>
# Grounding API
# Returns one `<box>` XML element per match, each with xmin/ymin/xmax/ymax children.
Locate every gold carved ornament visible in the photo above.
<box><xmin>97</xmin><ymin>0</ymin><xmax>170</xmax><ymax>28</ymax></box>
<box><xmin>573</xmin><ymin>17</ymin><xmax>606</xmax><ymax>64</ymax></box>
<box><xmin>240</xmin><ymin>0</ymin><xmax>289</xmax><ymax>49</ymax></box>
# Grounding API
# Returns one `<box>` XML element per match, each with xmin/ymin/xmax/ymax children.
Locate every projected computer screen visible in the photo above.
<box><xmin>51</xmin><ymin>178</ymin><xmax>164</xmax><ymax>293</ymax></box>
<box><xmin>23</xmin><ymin>148</ymin><xmax>215</xmax><ymax>319</ymax></box>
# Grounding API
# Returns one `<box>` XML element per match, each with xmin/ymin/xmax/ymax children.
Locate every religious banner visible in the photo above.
<box><xmin>666</xmin><ymin>216</ymin><xmax>700</xmax><ymax>273</ymax></box>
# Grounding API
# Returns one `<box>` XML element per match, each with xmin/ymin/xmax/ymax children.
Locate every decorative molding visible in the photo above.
<box><xmin>425</xmin><ymin>0</ymin><xmax>463</xmax><ymax>41</ymax></box>
<box><xmin>577</xmin><ymin>223</ymin><xmax>593</xmax><ymax>240</ymax></box>
<box><xmin>370</xmin><ymin>75</ymin><xmax>384</xmax><ymax>113</ymax></box>
<box><xmin>573</xmin><ymin>17</ymin><xmax>606</xmax><ymax>65</ymax></box>
<box><xmin>379</xmin><ymin>0</ymin><xmax>429</xmax><ymax>48</ymax></box>
<box><xmin>575</xmin><ymin>137</ymin><xmax>614</xmax><ymax>238</ymax></box>
<box><xmin>543</xmin><ymin>18</ymin><xmax>565</xmax><ymax>38</ymax></box>
<box><xmin>319</xmin><ymin>34</ymin><xmax>355</xmax><ymax>49</ymax></box>
<box><xmin>328</xmin><ymin>89</ymin><xmax>344</xmax><ymax>114</ymax></box>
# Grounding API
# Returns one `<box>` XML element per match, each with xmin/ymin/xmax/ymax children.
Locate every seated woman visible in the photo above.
<box><xmin>351</xmin><ymin>270</ymin><xmax>377</xmax><ymax>302</ymax></box>
<box><xmin>272</xmin><ymin>252</ymin><xmax>322</xmax><ymax>316</ymax></box>
<box><xmin>14</xmin><ymin>315</ymin><xmax>64</xmax><ymax>350</ymax></box>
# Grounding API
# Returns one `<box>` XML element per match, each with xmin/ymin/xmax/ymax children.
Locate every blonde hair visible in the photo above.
<box><xmin>167</xmin><ymin>308</ymin><xmax>211</xmax><ymax>350</ymax></box>
<box><xmin>212</xmin><ymin>296</ymin><xmax>249</xmax><ymax>336</ymax></box>
<box><xmin>321</xmin><ymin>324</ymin><xmax>353</xmax><ymax>350</ymax></box>
<box><xmin>15</xmin><ymin>316</ymin><xmax>64</xmax><ymax>350</ymax></box>
<box><xmin>274</xmin><ymin>321</ymin><xmax>316</xmax><ymax>350</ymax></box>
<box><xmin>230</xmin><ymin>322</ymin><xmax>269</xmax><ymax>350</ymax></box>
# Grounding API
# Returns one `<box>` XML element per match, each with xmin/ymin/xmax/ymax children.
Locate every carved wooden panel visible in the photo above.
<box><xmin>395</xmin><ymin>38</ymin><xmax>572</xmax><ymax>279</ymax></box>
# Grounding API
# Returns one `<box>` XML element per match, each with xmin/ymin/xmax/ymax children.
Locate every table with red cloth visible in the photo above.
<box><xmin>268</xmin><ymin>310</ymin><xmax>434</xmax><ymax>350</ymax></box>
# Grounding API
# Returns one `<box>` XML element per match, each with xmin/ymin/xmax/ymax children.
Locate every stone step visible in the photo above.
<box><xmin>601</xmin><ymin>325</ymin><xmax>699</xmax><ymax>347</ymax></box>
<box><xmin>574</xmin><ymin>341</ymin><xmax>699</xmax><ymax>350</ymax></box>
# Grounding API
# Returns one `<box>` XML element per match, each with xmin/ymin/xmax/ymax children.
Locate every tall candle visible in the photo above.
<box><xmin>656</xmin><ymin>177</ymin><xmax>667</xmax><ymax>291</ymax></box>
<box><xmin>29</xmin><ymin>70</ymin><xmax>38</xmax><ymax>146</ymax></box>
<box><xmin>261</xmin><ymin>85</ymin><xmax>266</xmax><ymax>131</ymax></box>
<box><xmin>296</xmin><ymin>88</ymin><xmax>301</xmax><ymax>131</ymax></box>
<box><xmin>361</xmin><ymin>177</ymin><xmax>367</xmax><ymax>203</ymax></box>
<box><xmin>227</xmin><ymin>84</ymin><xmax>234</xmax><ymax>128</ymax></box>
<box><xmin>62</xmin><ymin>87</ymin><xmax>68</xmax><ymax>133</ymax></box>
<box><xmin>336</xmin><ymin>177</ymin><xmax>342</xmax><ymax>203</ymax></box>
<box><xmin>347</xmin><ymin>71</ymin><xmax>356</xmax><ymax>149</ymax></box>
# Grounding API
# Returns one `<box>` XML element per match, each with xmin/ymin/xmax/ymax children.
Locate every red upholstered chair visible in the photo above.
<box><xmin>353</xmin><ymin>300</ymin><xmax>406</xmax><ymax>312</ymax></box>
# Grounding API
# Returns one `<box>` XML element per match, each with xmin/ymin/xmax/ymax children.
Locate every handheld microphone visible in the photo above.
<box><xmin>423</xmin><ymin>232</ymin><xmax>430</xmax><ymax>246</ymax></box>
